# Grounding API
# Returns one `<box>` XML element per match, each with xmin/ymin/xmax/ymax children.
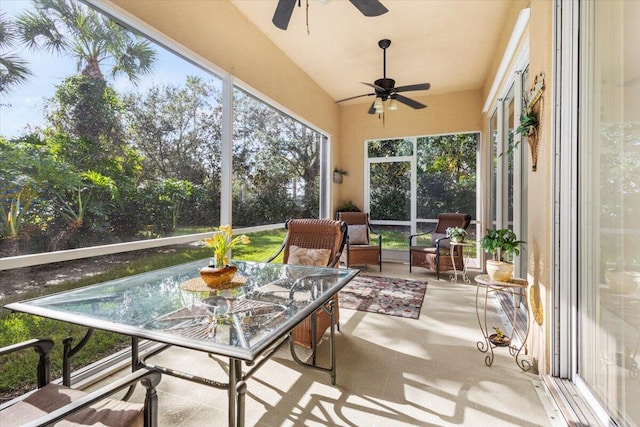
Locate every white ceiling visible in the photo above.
<box><xmin>230</xmin><ymin>0</ymin><xmax>512</xmax><ymax>105</ymax></box>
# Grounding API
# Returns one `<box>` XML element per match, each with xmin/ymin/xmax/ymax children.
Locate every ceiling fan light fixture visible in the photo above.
<box><xmin>388</xmin><ymin>98</ymin><xmax>398</xmax><ymax>111</ymax></box>
<box><xmin>374</xmin><ymin>97</ymin><xmax>384</xmax><ymax>112</ymax></box>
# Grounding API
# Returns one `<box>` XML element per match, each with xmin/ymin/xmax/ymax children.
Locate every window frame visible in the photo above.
<box><xmin>1</xmin><ymin>0</ymin><xmax>331</xmax><ymax>271</ymax></box>
<box><xmin>364</xmin><ymin>132</ymin><xmax>480</xmax><ymax>264</ymax></box>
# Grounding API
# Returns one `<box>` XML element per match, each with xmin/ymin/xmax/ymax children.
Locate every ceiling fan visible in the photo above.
<box><xmin>272</xmin><ymin>0</ymin><xmax>388</xmax><ymax>30</ymax></box>
<box><xmin>337</xmin><ymin>39</ymin><xmax>431</xmax><ymax>114</ymax></box>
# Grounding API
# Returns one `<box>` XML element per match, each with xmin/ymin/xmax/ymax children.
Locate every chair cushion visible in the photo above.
<box><xmin>431</xmin><ymin>233</ymin><xmax>450</xmax><ymax>248</ymax></box>
<box><xmin>288</xmin><ymin>245</ymin><xmax>331</xmax><ymax>266</ymax></box>
<box><xmin>410</xmin><ymin>246</ymin><xmax>450</xmax><ymax>255</ymax></box>
<box><xmin>348</xmin><ymin>224</ymin><xmax>369</xmax><ymax>244</ymax></box>
<box><xmin>1</xmin><ymin>383</ymin><xmax>144</xmax><ymax>427</ymax></box>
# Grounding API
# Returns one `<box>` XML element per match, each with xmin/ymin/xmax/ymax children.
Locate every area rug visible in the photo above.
<box><xmin>338</xmin><ymin>275</ymin><xmax>428</xmax><ymax>319</ymax></box>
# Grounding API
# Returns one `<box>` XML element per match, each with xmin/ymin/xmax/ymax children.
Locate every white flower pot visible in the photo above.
<box><xmin>486</xmin><ymin>260</ymin><xmax>514</xmax><ymax>282</ymax></box>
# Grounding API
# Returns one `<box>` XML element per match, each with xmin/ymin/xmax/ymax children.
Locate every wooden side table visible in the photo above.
<box><xmin>474</xmin><ymin>274</ymin><xmax>531</xmax><ymax>371</ymax></box>
<box><xmin>449</xmin><ymin>242</ymin><xmax>473</xmax><ymax>283</ymax></box>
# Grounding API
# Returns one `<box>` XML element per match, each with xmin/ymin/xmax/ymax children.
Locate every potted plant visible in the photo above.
<box><xmin>446</xmin><ymin>226</ymin><xmax>467</xmax><ymax>243</ymax></box>
<box><xmin>336</xmin><ymin>200</ymin><xmax>361</xmax><ymax>213</ymax></box>
<box><xmin>200</xmin><ymin>225</ymin><xmax>250</xmax><ymax>288</ymax></box>
<box><xmin>490</xmin><ymin>327</ymin><xmax>510</xmax><ymax>347</ymax></box>
<box><xmin>479</xmin><ymin>228</ymin><xmax>525</xmax><ymax>281</ymax></box>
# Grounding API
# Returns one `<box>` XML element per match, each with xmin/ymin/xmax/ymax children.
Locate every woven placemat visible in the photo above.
<box><xmin>180</xmin><ymin>275</ymin><xmax>247</xmax><ymax>292</ymax></box>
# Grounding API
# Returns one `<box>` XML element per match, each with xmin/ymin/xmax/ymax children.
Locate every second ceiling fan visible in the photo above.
<box><xmin>337</xmin><ymin>39</ymin><xmax>431</xmax><ymax>114</ymax></box>
<box><xmin>272</xmin><ymin>0</ymin><xmax>388</xmax><ymax>30</ymax></box>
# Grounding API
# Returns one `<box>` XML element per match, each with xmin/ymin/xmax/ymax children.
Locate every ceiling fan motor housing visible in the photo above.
<box><xmin>375</xmin><ymin>78</ymin><xmax>396</xmax><ymax>91</ymax></box>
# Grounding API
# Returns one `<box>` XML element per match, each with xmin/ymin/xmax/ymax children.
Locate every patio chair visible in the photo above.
<box><xmin>409</xmin><ymin>213</ymin><xmax>472</xmax><ymax>279</ymax></box>
<box><xmin>266</xmin><ymin>218</ymin><xmax>348</xmax><ymax>350</ymax></box>
<box><xmin>0</xmin><ymin>338</ymin><xmax>161</xmax><ymax>427</ymax></box>
<box><xmin>336</xmin><ymin>211</ymin><xmax>382</xmax><ymax>271</ymax></box>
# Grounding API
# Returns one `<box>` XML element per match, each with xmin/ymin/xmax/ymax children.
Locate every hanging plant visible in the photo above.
<box><xmin>515</xmin><ymin>107</ymin><xmax>538</xmax><ymax>138</ymax></box>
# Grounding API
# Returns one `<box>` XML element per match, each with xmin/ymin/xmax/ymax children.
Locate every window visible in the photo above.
<box><xmin>366</xmin><ymin>133</ymin><xmax>478</xmax><ymax>257</ymax></box>
<box><xmin>1</xmin><ymin>0</ymin><xmax>223</xmax><ymax>257</ymax></box>
<box><xmin>0</xmin><ymin>0</ymin><xmax>327</xmax><ymax>268</ymax></box>
<box><xmin>487</xmin><ymin>67</ymin><xmax>529</xmax><ymax>278</ymax></box>
<box><xmin>232</xmin><ymin>88</ymin><xmax>324</xmax><ymax>226</ymax></box>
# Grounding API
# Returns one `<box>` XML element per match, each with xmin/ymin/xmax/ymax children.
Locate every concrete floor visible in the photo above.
<box><xmin>106</xmin><ymin>263</ymin><xmax>565</xmax><ymax>426</ymax></box>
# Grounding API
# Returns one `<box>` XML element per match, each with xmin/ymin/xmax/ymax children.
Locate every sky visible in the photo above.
<box><xmin>0</xmin><ymin>0</ymin><xmax>217</xmax><ymax>139</ymax></box>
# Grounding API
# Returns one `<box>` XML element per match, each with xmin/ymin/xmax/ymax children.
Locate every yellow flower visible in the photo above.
<box><xmin>204</xmin><ymin>225</ymin><xmax>250</xmax><ymax>267</ymax></box>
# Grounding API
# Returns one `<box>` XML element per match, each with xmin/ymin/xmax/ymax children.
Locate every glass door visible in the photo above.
<box><xmin>577</xmin><ymin>1</ymin><xmax>640</xmax><ymax>424</ymax></box>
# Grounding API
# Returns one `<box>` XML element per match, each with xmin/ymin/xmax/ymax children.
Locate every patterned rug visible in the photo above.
<box><xmin>338</xmin><ymin>275</ymin><xmax>428</xmax><ymax>319</ymax></box>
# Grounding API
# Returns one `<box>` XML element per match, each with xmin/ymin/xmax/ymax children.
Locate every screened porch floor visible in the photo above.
<box><xmin>94</xmin><ymin>263</ymin><xmax>564</xmax><ymax>426</ymax></box>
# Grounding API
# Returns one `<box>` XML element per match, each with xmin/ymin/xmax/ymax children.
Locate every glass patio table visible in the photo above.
<box><xmin>4</xmin><ymin>259</ymin><xmax>359</xmax><ymax>427</ymax></box>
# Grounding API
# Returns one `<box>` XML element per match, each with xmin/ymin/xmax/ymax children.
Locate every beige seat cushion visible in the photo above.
<box><xmin>288</xmin><ymin>245</ymin><xmax>331</xmax><ymax>266</ymax></box>
<box><xmin>1</xmin><ymin>383</ymin><xmax>144</xmax><ymax>427</ymax></box>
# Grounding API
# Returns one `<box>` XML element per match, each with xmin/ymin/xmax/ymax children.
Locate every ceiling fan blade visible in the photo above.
<box><xmin>349</xmin><ymin>0</ymin><xmax>389</xmax><ymax>17</ymax></box>
<box><xmin>394</xmin><ymin>83</ymin><xmax>431</xmax><ymax>93</ymax></box>
<box><xmin>368</xmin><ymin>100</ymin><xmax>377</xmax><ymax>114</ymax></box>
<box><xmin>272</xmin><ymin>0</ymin><xmax>297</xmax><ymax>30</ymax></box>
<box><xmin>336</xmin><ymin>93</ymin><xmax>376</xmax><ymax>103</ymax></box>
<box><xmin>361</xmin><ymin>81</ymin><xmax>385</xmax><ymax>92</ymax></box>
<box><xmin>395</xmin><ymin>94</ymin><xmax>427</xmax><ymax>109</ymax></box>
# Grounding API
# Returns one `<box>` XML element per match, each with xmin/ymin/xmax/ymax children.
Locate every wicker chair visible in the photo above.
<box><xmin>336</xmin><ymin>212</ymin><xmax>382</xmax><ymax>271</ymax></box>
<box><xmin>0</xmin><ymin>338</ymin><xmax>161</xmax><ymax>427</ymax></box>
<box><xmin>409</xmin><ymin>213</ymin><xmax>472</xmax><ymax>279</ymax></box>
<box><xmin>266</xmin><ymin>218</ymin><xmax>347</xmax><ymax>350</ymax></box>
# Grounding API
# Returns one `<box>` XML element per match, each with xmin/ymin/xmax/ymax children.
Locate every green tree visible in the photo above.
<box><xmin>138</xmin><ymin>179</ymin><xmax>194</xmax><ymax>234</ymax></box>
<box><xmin>0</xmin><ymin>13</ymin><xmax>32</xmax><ymax>93</ymax></box>
<box><xmin>13</xmin><ymin>0</ymin><xmax>154</xmax><ymax>248</ymax></box>
<box><xmin>46</xmin><ymin>168</ymin><xmax>118</xmax><ymax>251</ymax></box>
<box><xmin>232</xmin><ymin>90</ymin><xmax>321</xmax><ymax>225</ymax></box>
<box><xmin>123</xmin><ymin>77</ymin><xmax>221</xmax><ymax>183</ymax></box>
<box><xmin>416</xmin><ymin>133</ymin><xmax>477</xmax><ymax>219</ymax></box>
<box><xmin>16</xmin><ymin>0</ymin><xmax>155</xmax><ymax>82</ymax></box>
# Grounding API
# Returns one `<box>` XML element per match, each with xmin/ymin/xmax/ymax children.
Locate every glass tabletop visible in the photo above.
<box><xmin>4</xmin><ymin>259</ymin><xmax>359</xmax><ymax>361</ymax></box>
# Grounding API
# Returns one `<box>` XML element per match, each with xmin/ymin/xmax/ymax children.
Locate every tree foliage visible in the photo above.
<box><xmin>0</xmin><ymin>13</ymin><xmax>32</xmax><ymax>93</ymax></box>
<box><xmin>16</xmin><ymin>0</ymin><xmax>155</xmax><ymax>82</ymax></box>
<box><xmin>0</xmin><ymin>0</ymin><xmax>325</xmax><ymax>255</ymax></box>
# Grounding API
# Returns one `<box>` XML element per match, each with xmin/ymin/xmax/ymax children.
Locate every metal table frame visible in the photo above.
<box><xmin>449</xmin><ymin>242</ymin><xmax>473</xmax><ymax>284</ymax></box>
<box><xmin>4</xmin><ymin>259</ymin><xmax>358</xmax><ymax>427</ymax></box>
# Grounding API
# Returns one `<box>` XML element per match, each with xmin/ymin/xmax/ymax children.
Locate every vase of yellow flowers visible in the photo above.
<box><xmin>199</xmin><ymin>225</ymin><xmax>250</xmax><ymax>289</ymax></box>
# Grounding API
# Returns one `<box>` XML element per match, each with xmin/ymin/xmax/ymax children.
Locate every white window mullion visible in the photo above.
<box><xmin>411</xmin><ymin>137</ymin><xmax>418</xmax><ymax>235</ymax></box>
<box><xmin>220</xmin><ymin>74</ymin><xmax>234</xmax><ymax>227</ymax></box>
<box><xmin>496</xmin><ymin>99</ymin><xmax>505</xmax><ymax>229</ymax></box>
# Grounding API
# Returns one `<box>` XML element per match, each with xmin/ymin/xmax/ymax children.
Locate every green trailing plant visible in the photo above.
<box><xmin>446</xmin><ymin>226</ymin><xmax>467</xmax><ymax>242</ymax></box>
<box><xmin>501</xmin><ymin>103</ymin><xmax>538</xmax><ymax>158</ymax></box>
<box><xmin>479</xmin><ymin>228</ymin><xmax>525</xmax><ymax>262</ymax></box>
<box><xmin>516</xmin><ymin>107</ymin><xmax>538</xmax><ymax>138</ymax></box>
<box><xmin>336</xmin><ymin>200</ymin><xmax>361</xmax><ymax>212</ymax></box>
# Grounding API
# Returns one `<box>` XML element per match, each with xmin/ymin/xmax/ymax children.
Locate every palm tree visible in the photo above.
<box><xmin>0</xmin><ymin>13</ymin><xmax>32</xmax><ymax>93</ymax></box>
<box><xmin>15</xmin><ymin>0</ymin><xmax>156</xmax><ymax>83</ymax></box>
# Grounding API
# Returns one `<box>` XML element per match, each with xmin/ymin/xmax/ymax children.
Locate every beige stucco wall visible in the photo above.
<box><xmin>335</xmin><ymin>90</ymin><xmax>483</xmax><ymax>211</ymax></box>
<box><xmin>525</xmin><ymin>0</ymin><xmax>554</xmax><ymax>376</ymax></box>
